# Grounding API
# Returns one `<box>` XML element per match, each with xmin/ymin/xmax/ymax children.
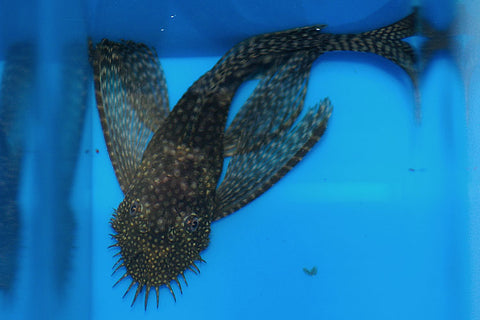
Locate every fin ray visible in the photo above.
<box><xmin>91</xmin><ymin>39</ymin><xmax>169</xmax><ymax>193</ymax></box>
<box><xmin>216</xmin><ymin>51</ymin><xmax>331</xmax><ymax>219</ymax></box>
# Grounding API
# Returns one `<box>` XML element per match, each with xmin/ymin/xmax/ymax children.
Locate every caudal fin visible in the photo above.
<box><xmin>360</xmin><ymin>8</ymin><xmax>421</xmax><ymax>119</ymax></box>
<box><xmin>360</xmin><ymin>8</ymin><xmax>418</xmax><ymax>40</ymax></box>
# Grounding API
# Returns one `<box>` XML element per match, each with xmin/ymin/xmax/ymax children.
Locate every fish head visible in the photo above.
<box><xmin>109</xmin><ymin>173</ymin><xmax>213</xmax><ymax>306</ymax></box>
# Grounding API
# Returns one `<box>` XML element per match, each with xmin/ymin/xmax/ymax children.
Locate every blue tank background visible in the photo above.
<box><xmin>0</xmin><ymin>0</ymin><xmax>476</xmax><ymax>319</ymax></box>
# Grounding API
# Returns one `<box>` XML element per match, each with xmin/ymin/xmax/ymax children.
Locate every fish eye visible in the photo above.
<box><xmin>130</xmin><ymin>200</ymin><xmax>140</xmax><ymax>215</ymax></box>
<box><xmin>184</xmin><ymin>213</ymin><xmax>199</xmax><ymax>233</ymax></box>
<box><xmin>167</xmin><ymin>228</ymin><xmax>175</xmax><ymax>242</ymax></box>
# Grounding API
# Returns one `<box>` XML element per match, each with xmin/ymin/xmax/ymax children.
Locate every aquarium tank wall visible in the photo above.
<box><xmin>0</xmin><ymin>0</ymin><xmax>478</xmax><ymax>319</ymax></box>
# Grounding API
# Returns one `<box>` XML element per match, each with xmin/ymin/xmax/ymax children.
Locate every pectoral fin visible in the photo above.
<box><xmin>216</xmin><ymin>51</ymin><xmax>332</xmax><ymax>219</ymax></box>
<box><xmin>90</xmin><ymin>39</ymin><xmax>169</xmax><ymax>193</ymax></box>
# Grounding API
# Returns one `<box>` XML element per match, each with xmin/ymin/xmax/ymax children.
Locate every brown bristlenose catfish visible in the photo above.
<box><xmin>90</xmin><ymin>10</ymin><xmax>418</xmax><ymax>309</ymax></box>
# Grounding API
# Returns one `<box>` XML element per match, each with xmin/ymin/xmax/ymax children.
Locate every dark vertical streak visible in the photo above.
<box><xmin>0</xmin><ymin>44</ymin><xmax>35</xmax><ymax>293</ymax></box>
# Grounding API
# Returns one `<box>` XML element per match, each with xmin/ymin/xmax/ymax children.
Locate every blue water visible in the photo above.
<box><xmin>0</xmin><ymin>0</ymin><xmax>476</xmax><ymax>319</ymax></box>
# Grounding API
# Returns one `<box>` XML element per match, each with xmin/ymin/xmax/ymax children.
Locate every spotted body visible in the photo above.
<box><xmin>90</xmin><ymin>10</ymin><xmax>418</xmax><ymax>309</ymax></box>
